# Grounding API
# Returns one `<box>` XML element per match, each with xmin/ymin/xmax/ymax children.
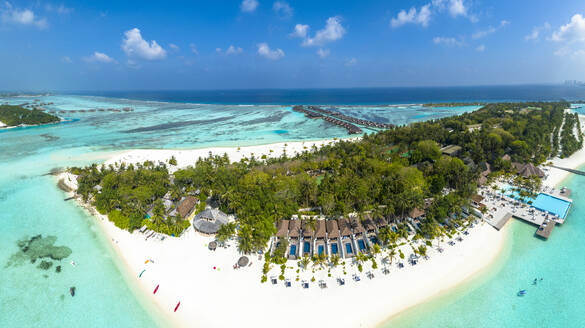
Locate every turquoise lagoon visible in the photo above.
<box><xmin>0</xmin><ymin>95</ymin><xmax>478</xmax><ymax>328</ymax></box>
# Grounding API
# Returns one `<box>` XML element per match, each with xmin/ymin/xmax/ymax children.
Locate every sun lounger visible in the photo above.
<box><xmin>285</xmin><ymin>280</ymin><xmax>291</xmax><ymax>287</ymax></box>
<box><xmin>302</xmin><ymin>281</ymin><xmax>309</xmax><ymax>289</ymax></box>
<box><xmin>338</xmin><ymin>278</ymin><xmax>345</xmax><ymax>286</ymax></box>
<box><xmin>353</xmin><ymin>274</ymin><xmax>361</xmax><ymax>282</ymax></box>
<box><xmin>271</xmin><ymin>277</ymin><xmax>277</xmax><ymax>285</ymax></box>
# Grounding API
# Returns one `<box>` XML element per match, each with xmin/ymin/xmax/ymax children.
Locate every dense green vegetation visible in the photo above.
<box><xmin>69</xmin><ymin>102</ymin><xmax>579</xmax><ymax>254</ymax></box>
<box><xmin>422</xmin><ymin>102</ymin><xmax>485</xmax><ymax>107</ymax></box>
<box><xmin>0</xmin><ymin>105</ymin><xmax>60</xmax><ymax>126</ymax></box>
<box><xmin>71</xmin><ymin>162</ymin><xmax>190</xmax><ymax>235</ymax></box>
<box><xmin>560</xmin><ymin>112</ymin><xmax>584</xmax><ymax>158</ymax></box>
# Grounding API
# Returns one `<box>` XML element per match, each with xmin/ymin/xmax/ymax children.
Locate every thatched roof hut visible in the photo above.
<box><xmin>177</xmin><ymin>196</ymin><xmax>198</xmax><ymax>218</ymax></box>
<box><xmin>408</xmin><ymin>208</ymin><xmax>425</xmax><ymax>219</ymax></box>
<box><xmin>276</xmin><ymin>220</ymin><xmax>290</xmax><ymax>238</ymax></box>
<box><xmin>362</xmin><ymin>217</ymin><xmax>376</xmax><ymax>233</ymax></box>
<box><xmin>302</xmin><ymin>221</ymin><xmax>315</xmax><ymax>239</ymax></box>
<box><xmin>288</xmin><ymin>220</ymin><xmax>301</xmax><ymax>238</ymax></box>
<box><xmin>350</xmin><ymin>218</ymin><xmax>365</xmax><ymax>234</ymax></box>
<box><xmin>238</xmin><ymin>256</ymin><xmax>249</xmax><ymax>267</ymax></box>
<box><xmin>326</xmin><ymin>220</ymin><xmax>340</xmax><ymax>239</ymax></box>
<box><xmin>315</xmin><ymin>220</ymin><xmax>326</xmax><ymax>239</ymax></box>
<box><xmin>373</xmin><ymin>217</ymin><xmax>387</xmax><ymax>228</ymax></box>
<box><xmin>192</xmin><ymin>208</ymin><xmax>229</xmax><ymax>234</ymax></box>
<box><xmin>338</xmin><ymin>218</ymin><xmax>352</xmax><ymax>237</ymax></box>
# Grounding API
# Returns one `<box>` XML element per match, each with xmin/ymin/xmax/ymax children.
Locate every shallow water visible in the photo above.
<box><xmin>0</xmin><ymin>94</ymin><xmax>476</xmax><ymax>327</ymax></box>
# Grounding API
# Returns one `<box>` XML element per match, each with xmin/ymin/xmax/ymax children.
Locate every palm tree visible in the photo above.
<box><xmin>329</xmin><ymin>254</ymin><xmax>340</xmax><ymax>268</ymax></box>
<box><xmin>388</xmin><ymin>248</ymin><xmax>397</xmax><ymax>265</ymax></box>
<box><xmin>301</xmin><ymin>255</ymin><xmax>311</xmax><ymax>271</ymax></box>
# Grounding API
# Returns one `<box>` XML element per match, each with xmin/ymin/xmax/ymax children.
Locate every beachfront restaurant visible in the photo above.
<box><xmin>326</xmin><ymin>219</ymin><xmax>341</xmax><ymax>258</ymax></box>
<box><xmin>287</xmin><ymin>220</ymin><xmax>301</xmax><ymax>260</ymax></box>
<box><xmin>339</xmin><ymin>218</ymin><xmax>355</xmax><ymax>258</ymax></box>
<box><xmin>192</xmin><ymin>208</ymin><xmax>229</xmax><ymax>235</ymax></box>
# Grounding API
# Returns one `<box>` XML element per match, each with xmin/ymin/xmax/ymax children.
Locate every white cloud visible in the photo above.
<box><xmin>301</xmin><ymin>16</ymin><xmax>345</xmax><ymax>47</ymax></box>
<box><xmin>448</xmin><ymin>0</ymin><xmax>466</xmax><ymax>17</ymax></box>
<box><xmin>190</xmin><ymin>43</ymin><xmax>198</xmax><ymax>55</ymax></box>
<box><xmin>45</xmin><ymin>4</ymin><xmax>74</xmax><ymax>15</ymax></box>
<box><xmin>472</xmin><ymin>20</ymin><xmax>509</xmax><ymax>39</ymax></box>
<box><xmin>61</xmin><ymin>56</ymin><xmax>72</xmax><ymax>63</ymax></box>
<box><xmin>290</xmin><ymin>23</ymin><xmax>309</xmax><ymax>38</ymax></box>
<box><xmin>551</xmin><ymin>14</ymin><xmax>585</xmax><ymax>42</ymax></box>
<box><xmin>226</xmin><ymin>45</ymin><xmax>243</xmax><ymax>55</ymax></box>
<box><xmin>433</xmin><ymin>36</ymin><xmax>462</xmax><ymax>46</ymax></box>
<box><xmin>84</xmin><ymin>51</ymin><xmax>115</xmax><ymax>63</ymax></box>
<box><xmin>169</xmin><ymin>43</ymin><xmax>180</xmax><ymax>51</ymax></box>
<box><xmin>476</xmin><ymin>44</ymin><xmax>485</xmax><ymax>52</ymax></box>
<box><xmin>257</xmin><ymin>42</ymin><xmax>284</xmax><ymax>60</ymax></box>
<box><xmin>390</xmin><ymin>4</ymin><xmax>431</xmax><ymax>28</ymax></box>
<box><xmin>240</xmin><ymin>0</ymin><xmax>259</xmax><ymax>13</ymax></box>
<box><xmin>1</xmin><ymin>3</ymin><xmax>47</xmax><ymax>29</ymax></box>
<box><xmin>525</xmin><ymin>22</ymin><xmax>550</xmax><ymax>41</ymax></box>
<box><xmin>345</xmin><ymin>57</ymin><xmax>357</xmax><ymax>66</ymax></box>
<box><xmin>273</xmin><ymin>1</ymin><xmax>292</xmax><ymax>18</ymax></box>
<box><xmin>121</xmin><ymin>28</ymin><xmax>166</xmax><ymax>60</ymax></box>
<box><xmin>317</xmin><ymin>48</ymin><xmax>330</xmax><ymax>58</ymax></box>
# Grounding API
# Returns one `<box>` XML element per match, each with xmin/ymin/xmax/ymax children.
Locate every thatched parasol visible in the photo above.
<box><xmin>238</xmin><ymin>256</ymin><xmax>249</xmax><ymax>267</ymax></box>
<box><xmin>208</xmin><ymin>241</ymin><xmax>217</xmax><ymax>250</ymax></box>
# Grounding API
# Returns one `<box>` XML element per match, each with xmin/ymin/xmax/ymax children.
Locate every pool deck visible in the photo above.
<box><xmin>479</xmin><ymin>187</ymin><xmax>572</xmax><ymax>239</ymax></box>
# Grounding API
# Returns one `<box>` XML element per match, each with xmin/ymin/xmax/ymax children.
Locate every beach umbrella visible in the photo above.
<box><xmin>238</xmin><ymin>256</ymin><xmax>249</xmax><ymax>267</ymax></box>
<box><xmin>208</xmin><ymin>241</ymin><xmax>217</xmax><ymax>251</ymax></box>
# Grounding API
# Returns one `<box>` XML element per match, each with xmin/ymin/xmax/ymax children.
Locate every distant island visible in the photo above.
<box><xmin>0</xmin><ymin>104</ymin><xmax>61</xmax><ymax>128</ymax></box>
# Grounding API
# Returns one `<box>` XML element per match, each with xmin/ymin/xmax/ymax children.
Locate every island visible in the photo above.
<box><xmin>59</xmin><ymin>101</ymin><xmax>583</xmax><ymax>328</ymax></box>
<box><xmin>0</xmin><ymin>104</ymin><xmax>61</xmax><ymax>128</ymax></box>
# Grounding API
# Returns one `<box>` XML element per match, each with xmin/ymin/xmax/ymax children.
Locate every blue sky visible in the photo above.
<box><xmin>2</xmin><ymin>0</ymin><xmax>585</xmax><ymax>90</ymax></box>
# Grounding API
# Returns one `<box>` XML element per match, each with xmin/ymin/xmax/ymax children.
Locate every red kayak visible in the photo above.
<box><xmin>153</xmin><ymin>284</ymin><xmax>159</xmax><ymax>294</ymax></box>
<box><xmin>174</xmin><ymin>302</ymin><xmax>181</xmax><ymax>312</ymax></box>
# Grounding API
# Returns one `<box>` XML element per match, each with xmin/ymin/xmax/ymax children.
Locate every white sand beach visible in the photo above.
<box><xmin>59</xmin><ymin>138</ymin><xmax>511</xmax><ymax>328</ymax></box>
<box><xmin>0</xmin><ymin>121</ymin><xmax>6</xmax><ymax>128</ymax></box>
<box><xmin>542</xmin><ymin>114</ymin><xmax>585</xmax><ymax>188</ymax></box>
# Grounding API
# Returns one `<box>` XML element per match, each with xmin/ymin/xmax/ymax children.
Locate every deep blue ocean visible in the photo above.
<box><xmin>71</xmin><ymin>84</ymin><xmax>585</xmax><ymax>105</ymax></box>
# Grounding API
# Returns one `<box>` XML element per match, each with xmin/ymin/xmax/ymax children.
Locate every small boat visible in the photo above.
<box><xmin>174</xmin><ymin>302</ymin><xmax>181</xmax><ymax>312</ymax></box>
<box><xmin>517</xmin><ymin>289</ymin><xmax>527</xmax><ymax>296</ymax></box>
<box><xmin>139</xmin><ymin>269</ymin><xmax>146</xmax><ymax>278</ymax></box>
<box><xmin>70</xmin><ymin>287</ymin><xmax>76</xmax><ymax>297</ymax></box>
<box><xmin>153</xmin><ymin>284</ymin><xmax>159</xmax><ymax>294</ymax></box>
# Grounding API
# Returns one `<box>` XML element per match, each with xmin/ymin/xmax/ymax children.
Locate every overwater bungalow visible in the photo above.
<box><xmin>326</xmin><ymin>219</ymin><xmax>341</xmax><ymax>257</ymax></box>
<box><xmin>301</xmin><ymin>221</ymin><xmax>315</xmax><ymax>257</ymax></box>
<box><xmin>287</xmin><ymin>220</ymin><xmax>301</xmax><ymax>260</ymax></box>
<box><xmin>350</xmin><ymin>218</ymin><xmax>368</xmax><ymax>253</ymax></box>
<box><xmin>314</xmin><ymin>220</ymin><xmax>327</xmax><ymax>257</ymax></box>
<box><xmin>338</xmin><ymin>218</ymin><xmax>355</xmax><ymax>258</ymax></box>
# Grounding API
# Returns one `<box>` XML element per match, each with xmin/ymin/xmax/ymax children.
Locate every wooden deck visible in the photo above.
<box><xmin>536</xmin><ymin>220</ymin><xmax>555</xmax><ymax>239</ymax></box>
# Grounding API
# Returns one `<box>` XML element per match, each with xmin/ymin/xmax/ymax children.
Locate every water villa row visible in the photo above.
<box><xmin>292</xmin><ymin>105</ymin><xmax>363</xmax><ymax>134</ymax></box>
<box><xmin>307</xmin><ymin>106</ymin><xmax>394</xmax><ymax>129</ymax></box>
<box><xmin>271</xmin><ymin>217</ymin><xmax>395</xmax><ymax>260</ymax></box>
<box><xmin>51</xmin><ymin>107</ymin><xmax>134</xmax><ymax>114</ymax></box>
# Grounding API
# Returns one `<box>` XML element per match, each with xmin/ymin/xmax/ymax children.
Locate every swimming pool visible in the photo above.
<box><xmin>318</xmin><ymin>245</ymin><xmax>324</xmax><ymax>255</ymax></box>
<box><xmin>303</xmin><ymin>241</ymin><xmax>310</xmax><ymax>253</ymax></box>
<box><xmin>500</xmin><ymin>184</ymin><xmax>571</xmax><ymax>219</ymax></box>
<box><xmin>331</xmin><ymin>243</ymin><xmax>338</xmax><ymax>254</ymax></box>
<box><xmin>358</xmin><ymin>239</ymin><xmax>366</xmax><ymax>251</ymax></box>
<box><xmin>345</xmin><ymin>243</ymin><xmax>353</xmax><ymax>254</ymax></box>
<box><xmin>289</xmin><ymin>245</ymin><xmax>296</xmax><ymax>256</ymax></box>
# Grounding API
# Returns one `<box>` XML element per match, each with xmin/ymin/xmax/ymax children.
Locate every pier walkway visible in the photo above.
<box><xmin>551</xmin><ymin>165</ymin><xmax>585</xmax><ymax>177</ymax></box>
